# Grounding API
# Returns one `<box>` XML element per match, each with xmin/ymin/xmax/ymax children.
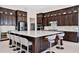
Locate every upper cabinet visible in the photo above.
<box><xmin>0</xmin><ymin>7</ymin><xmax>16</xmax><ymax>26</ymax></box>
<box><xmin>43</xmin><ymin>13</ymin><xmax>48</xmax><ymax>26</ymax></box>
<box><xmin>37</xmin><ymin>13</ymin><xmax>44</xmax><ymax>24</ymax></box>
<box><xmin>37</xmin><ymin>5</ymin><xmax>79</xmax><ymax>26</ymax></box>
<box><xmin>16</xmin><ymin>10</ymin><xmax>27</xmax><ymax>30</ymax></box>
<box><xmin>16</xmin><ymin>10</ymin><xmax>27</xmax><ymax>22</ymax></box>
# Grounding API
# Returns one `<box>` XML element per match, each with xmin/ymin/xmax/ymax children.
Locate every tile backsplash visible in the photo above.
<box><xmin>0</xmin><ymin>26</ymin><xmax>15</xmax><ymax>32</ymax></box>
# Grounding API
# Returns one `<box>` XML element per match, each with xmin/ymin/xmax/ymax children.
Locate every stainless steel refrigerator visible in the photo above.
<box><xmin>17</xmin><ymin>21</ymin><xmax>27</xmax><ymax>31</ymax></box>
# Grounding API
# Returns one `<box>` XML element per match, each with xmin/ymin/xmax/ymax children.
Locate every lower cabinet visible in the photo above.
<box><xmin>64</xmin><ymin>32</ymin><xmax>78</xmax><ymax>42</ymax></box>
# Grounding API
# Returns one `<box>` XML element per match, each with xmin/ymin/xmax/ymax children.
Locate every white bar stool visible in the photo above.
<box><xmin>17</xmin><ymin>36</ymin><xmax>23</xmax><ymax>53</ymax></box>
<box><xmin>19</xmin><ymin>37</ymin><xmax>32</xmax><ymax>53</ymax></box>
<box><xmin>7</xmin><ymin>32</ymin><xmax>12</xmax><ymax>48</ymax></box>
<box><xmin>46</xmin><ymin>35</ymin><xmax>56</xmax><ymax>53</ymax></box>
<box><xmin>10</xmin><ymin>34</ymin><xmax>16</xmax><ymax>48</ymax></box>
<box><xmin>56</xmin><ymin>32</ymin><xmax>65</xmax><ymax>49</ymax></box>
<box><xmin>13</xmin><ymin>35</ymin><xmax>20</xmax><ymax>51</ymax></box>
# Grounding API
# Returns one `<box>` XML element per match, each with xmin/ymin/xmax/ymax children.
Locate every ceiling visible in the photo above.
<box><xmin>0</xmin><ymin>5</ymin><xmax>74</xmax><ymax>13</ymax></box>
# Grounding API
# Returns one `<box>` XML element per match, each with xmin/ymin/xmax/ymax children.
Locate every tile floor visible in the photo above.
<box><xmin>0</xmin><ymin>40</ymin><xmax>79</xmax><ymax>53</ymax></box>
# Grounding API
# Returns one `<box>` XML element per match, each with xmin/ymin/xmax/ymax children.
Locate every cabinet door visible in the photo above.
<box><xmin>50</xmin><ymin>14</ymin><xmax>55</xmax><ymax>22</ymax></box>
<box><xmin>0</xmin><ymin>14</ymin><xmax>1</xmax><ymax>25</ymax></box>
<box><xmin>67</xmin><ymin>8</ymin><xmax>73</xmax><ymax>26</ymax></box>
<box><xmin>61</xmin><ymin>10</ymin><xmax>67</xmax><ymax>26</ymax></box>
<box><xmin>72</xmin><ymin>8</ymin><xmax>78</xmax><ymax>25</ymax></box>
<box><xmin>37</xmin><ymin>14</ymin><xmax>43</xmax><ymax>24</ymax></box>
<box><xmin>37</xmin><ymin>17</ymin><xmax>42</xmax><ymax>24</ymax></box>
<box><xmin>4</xmin><ymin>15</ymin><xmax>8</xmax><ymax>25</ymax></box>
<box><xmin>47</xmin><ymin>13</ymin><xmax>51</xmax><ymax>26</ymax></box>
<box><xmin>0</xmin><ymin>14</ymin><xmax>4</xmax><ymax>25</ymax></box>
<box><xmin>64</xmin><ymin>32</ymin><xmax>78</xmax><ymax>42</ymax></box>
<box><xmin>18</xmin><ymin>16</ymin><xmax>22</xmax><ymax>21</ymax></box>
<box><xmin>8</xmin><ymin>15</ymin><xmax>11</xmax><ymax>25</ymax></box>
<box><xmin>12</xmin><ymin>16</ymin><xmax>16</xmax><ymax>26</ymax></box>
<box><xmin>57</xmin><ymin>12</ymin><xmax>62</xmax><ymax>26</ymax></box>
<box><xmin>43</xmin><ymin>14</ymin><xmax>48</xmax><ymax>26</ymax></box>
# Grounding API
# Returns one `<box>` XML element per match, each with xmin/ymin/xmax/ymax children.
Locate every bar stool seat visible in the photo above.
<box><xmin>46</xmin><ymin>35</ymin><xmax>56</xmax><ymax>53</ymax></box>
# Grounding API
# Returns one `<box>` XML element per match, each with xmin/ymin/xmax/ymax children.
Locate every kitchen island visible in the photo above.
<box><xmin>10</xmin><ymin>30</ymin><xmax>61</xmax><ymax>53</ymax></box>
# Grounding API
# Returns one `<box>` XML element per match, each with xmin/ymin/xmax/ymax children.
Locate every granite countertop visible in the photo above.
<box><xmin>10</xmin><ymin>30</ymin><xmax>61</xmax><ymax>38</ymax></box>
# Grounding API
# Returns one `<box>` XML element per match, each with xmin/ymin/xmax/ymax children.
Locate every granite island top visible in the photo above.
<box><xmin>10</xmin><ymin>30</ymin><xmax>61</xmax><ymax>38</ymax></box>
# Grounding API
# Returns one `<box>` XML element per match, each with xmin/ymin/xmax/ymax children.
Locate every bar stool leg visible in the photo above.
<box><xmin>10</xmin><ymin>40</ymin><xmax>16</xmax><ymax>48</ymax></box>
<box><xmin>27</xmin><ymin>45</ymin><xmax>29</xmax><ymax>53</ymax></box>
<box><xmin>56</xmin><ymin>40</ymin><xmax>60</xmax><ymax>49</ymax></box>
<box><xmin>18</xmin><ymin>39</ymin><xmax>25</xmax><ymax>53</ymax></box>
<box><xmin>13</xmin><ymin>42</ymin><xmax>17</xmax><ymax>51</ymax></box>
<box><xmin>60</xmin><ymin>39</ymin><xmax>64</xmax><ymax>49</ymax></box>
<box><xmin>18</xmin><ymin>43</ymin><xmax>22</xmax><ymax>53</ymax></box>
<box><xmin>9</xmin><ymin>39</ymin><xmax>13</xmax><ymax>48</ymax></box>
<box><xmin>46</xmin><ymin>43</ymin><xmax>55</xmax><ymax>53</ymax></box>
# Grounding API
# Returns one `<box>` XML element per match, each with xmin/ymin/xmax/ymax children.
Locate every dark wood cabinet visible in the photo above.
<box><xmin>0</xmin><ymin>7</ymin><xmax>27</xmax><ymax>31</ymax></box>
<box><xmin>43</xmin><ymin>13</ymin><xmax>48</xmax><ymax>26</ymax></box>
<box><xmin>16</xmin><ymin>10</ymin><xmax>27</xmax><ymax>30</ymax></box>
<box><xmin>37</xmin><ymin>13</ymin><xmax>43</xmax><ymax>24</ymax></box>
<box><xmin>64</xmin><ymin>32</ymin><xmax>78</xmax><ymax>42</ymax></box>
<box><xmin>16</xmin><ymin>10</ymin><xmax>27</xmax><ymax>22</ymax></box>
<box><xmin>37</xmin><ymin>5</ymin><xmax>79</xmax><ymax>42</ymax></box>
<box><xmin>0</xmin><ymin>7</ymin><xmax>16</xmax><ymax>26</ymax></box>
<box><xmin>37</xmin><ymin>13</ymin><xmax>44</xmax><ymax>30</ymax></box>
